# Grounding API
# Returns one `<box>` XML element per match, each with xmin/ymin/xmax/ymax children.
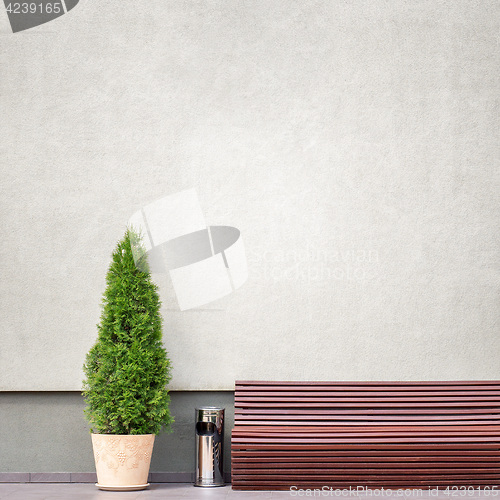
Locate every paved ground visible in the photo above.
<box><xmin>0</xmin><ymin>483</ymin><xmax>495</xmax><ymax>500</ymax></box>
<box><xmin>0</xmin><ymin>484</ymin><xmax>279</xmax><ymax>499</ymax></box>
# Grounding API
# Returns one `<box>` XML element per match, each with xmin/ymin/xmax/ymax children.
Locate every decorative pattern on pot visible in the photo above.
<box><xmin>91</xmin><ymin>434</ymin><xmax>155</xmax><ymax>489</ymax></box>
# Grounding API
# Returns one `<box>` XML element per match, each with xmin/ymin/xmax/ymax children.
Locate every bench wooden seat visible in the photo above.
<box><xmin>231</xmin><ymin>381</ymin><xmax>500</xmax><ymax>490</ymax></box>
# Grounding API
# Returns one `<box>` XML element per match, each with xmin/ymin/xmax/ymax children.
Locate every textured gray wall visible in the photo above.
<box><xmin>0</xmin><ymin>392</ymin><xmax>234</xmax><ymax>474</ymax></box>
<box><xmin>0</xmin><ymin>1</ymin><xmax>499</xmax><ymax>391</ymax></box>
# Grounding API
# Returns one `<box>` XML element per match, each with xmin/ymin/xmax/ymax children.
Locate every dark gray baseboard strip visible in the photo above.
<box><xmin>149</xmin><ymin>472</ymin><xmax>193</xmax><ymax>483</ymax></box>
<box><xmin>30</xmin><ymin>473</ymin><xmax>71</xmax><ymax>483</ymax></box>
<box><xmin>0</xmin><ymin>473</ymin><xmax>29</xmax><ymax>483</ymax></box>
<box><xmin>70</xmin><ymin>472</ymin><xmax>97</xmax><ymax>483</ymax></box>
<box><xmin>0</xmin><ymin>472</ymin><xmax>231</xmax><ymax>484</ymax></box>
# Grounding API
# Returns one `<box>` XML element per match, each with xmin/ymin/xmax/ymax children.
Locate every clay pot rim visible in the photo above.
<box><xmin>91</xmin><ymin>433</ymin><xmax>155</xmax><ymax>436</ymax></box>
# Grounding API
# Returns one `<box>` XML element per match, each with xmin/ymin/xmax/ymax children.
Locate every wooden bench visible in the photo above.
<box><xmin>231</xmin><ymin>381</ymin><xmax>500</xmax><ymax>490</ymax></box>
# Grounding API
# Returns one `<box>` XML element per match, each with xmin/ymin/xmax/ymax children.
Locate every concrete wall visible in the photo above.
<box><xmin>1</xmin><ymin>1</ymin><xmax>499</xmax><ymax>391</ymax></box>
<box><xmin>0</xmin><ymin>391</ymin><xmax>233</xmax><ymax>476</ymax></box>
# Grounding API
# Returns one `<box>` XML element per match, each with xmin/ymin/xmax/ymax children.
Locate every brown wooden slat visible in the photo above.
<box><xmin>234</xmin><ymin>460</ymin><xmax>500</xmax><ymax>468</ymax></box>
<box><xmin>232</xmin><ymin>481</ymin><xmax>500</xmax><ymax>489</ymax></box>
<box><xmin>233</xmin><ymin>433</ymin><xmax>500</xmax><ymax>441</ymax></box>
<box><xmin>233</xmin><ymin>419</ymin><xmax>500</xmax><ymax>425</ymax></box>
<box><xmin>232</xmin><ymin>484</ymin><xmax>499</xmax><ymax>490</ymax></box>
<box><xmin>237</xmin><ymin>390</ymin><xmax>500</xmax><ymax>397</ymax></box>
<box><xmin>232</xmin><ymin>443</ymin><xmax>500</xmax><ymax>450</ymax></box>
<box><xmin>233</xmin><ymin>424</ymin><xmax>500</xmax><ymax>432</ymax></box>
<box><xmin>236</xmin><ymin>401</ymin><xmax>500</xmax><ymax>407</ymax></box>
<box><xmin>236</xmin><ymin>421</ymin><xmax>500</xmax><ymax>427</ymax></box>
<box><xmin>236</xmin><ymin>380</ymin><xmax>500</xmax><ymax>385</ymax></box>
<box><xmin>234</xmin><ymin>439</ymin><xmax>500</xmax><ymax>446</ymax></box>
<box><xmin>238</xmin><ymin>396</ymin><xmax>500</xmax><ymax>407</ymax></box>
<box><xmin>234</xmin><ymin>467</ymin><xmax>500</xmax><ymax>480</ymax></box>
<box><xmin>236</xmin><ymin>407</ymin><xmax>500</xmax><ymax>414</ymax></box>
<box><xmin>232</xmin><ymin>449</ymin><xmax>500</xmax><ymax>457</ymax></box>
<box><xmin>234</xmin><ymin>473</ymin><xmax>500</xmax><ymax>480</ymax></box>
<box><xmin>236</xmin><ymin>412</ymin><xmax>500</xmax><ymax>418</ymax></box>
<box><xmin>233</xmin><ymin>457</ymin><xmax>500</xmax><ymax>464</ymax></box>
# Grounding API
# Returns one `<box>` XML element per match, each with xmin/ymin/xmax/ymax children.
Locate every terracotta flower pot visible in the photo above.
<box><xmin>91</xmin><ymin>434</ymin><xmax>155</xmax><ymax>491</ymax></box>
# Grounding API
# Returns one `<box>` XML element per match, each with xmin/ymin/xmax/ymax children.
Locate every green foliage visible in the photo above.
<box><xmin>82</xmin><ymin>228</ymin><xmax>173</xmax><ymax>435</ymax></box>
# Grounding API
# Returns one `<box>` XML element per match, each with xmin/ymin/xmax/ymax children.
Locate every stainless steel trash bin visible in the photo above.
<box><xmin>194</xmin><ymin>407</ymin><xmax>225</xmax><ymax>487</ymax></box>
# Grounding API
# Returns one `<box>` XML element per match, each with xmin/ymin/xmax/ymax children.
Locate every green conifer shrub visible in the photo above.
<box><xmin>82</xmin><ymin>228</ymin><xmax>173</xmax><ymax>435</ymax></box>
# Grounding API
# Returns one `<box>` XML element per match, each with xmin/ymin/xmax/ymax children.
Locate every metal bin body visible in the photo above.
<box><xmin>195</xmin><ymin>407</ymin><xmax>225</xmax><ymax>487</ymax></box>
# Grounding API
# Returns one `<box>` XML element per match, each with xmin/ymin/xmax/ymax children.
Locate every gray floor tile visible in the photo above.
<box><xmin>13</xmin><ymin>483</ymin><xmax>496</xmax><ymax>500</ymax></box>
<box><xmin>0</xmin><ymin>485</ymin><xmax>23</xmax><ymax>499</ymax></box>
<box><xmin>0</xmin><ymin>484</ymin><xmax>139</xmax><ymax>499</ymax></box>
<box><xmin>137</xmin><ymin>484</ymin><xmax>192</xmax><ymax>497</ymax></box>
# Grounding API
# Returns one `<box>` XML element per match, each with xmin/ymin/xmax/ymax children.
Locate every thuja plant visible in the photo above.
<box><xmin>82</xmin><ymin>228</ymin><xmax>173</xmax><ymax>435</ymax></box>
